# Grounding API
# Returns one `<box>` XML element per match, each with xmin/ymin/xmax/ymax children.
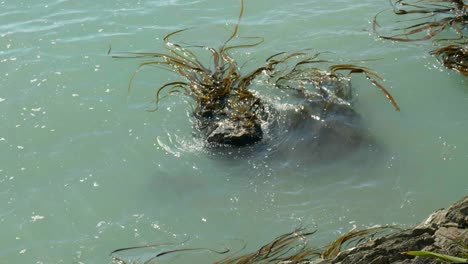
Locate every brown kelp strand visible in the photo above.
<box><xmin>374</xmin><ymin>0</ymin><xmax>468</xmax><ymax>42</ymax></box>
<box><xmin>430</xmin><ymin>43</ymin><xmax>468</xmax><ymax>75</ymax></box>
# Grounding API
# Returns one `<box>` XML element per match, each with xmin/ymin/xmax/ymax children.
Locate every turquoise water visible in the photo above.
<box><xmin>1</xmin><ymin>0</ymin><xmax>467</xmax><ymax>263</ymax></box>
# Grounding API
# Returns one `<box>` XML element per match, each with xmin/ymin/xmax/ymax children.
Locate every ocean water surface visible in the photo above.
<box><xmin>1</xmin><ymin>0</ymin><xmax>467</xmax><ymax>263</ymax></box>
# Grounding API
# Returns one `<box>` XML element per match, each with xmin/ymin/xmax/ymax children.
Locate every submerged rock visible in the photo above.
<box><xmin>197</xmin><ymin>68</ymin><xmax>372</xmax><ymax>164</ymax></box>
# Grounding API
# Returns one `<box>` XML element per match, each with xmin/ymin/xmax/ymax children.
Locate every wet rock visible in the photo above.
<box><xmin>205</xmin><ymin>116</ymin><xmax>263</xmax><ymax>147</ymax></box>
<box><xmin>192</xmin><ymin>95</ymin><xmax>268</xmax><ymax>147</ymax></box>
<box><xmin>193</xmin><ymin>70</ymin><xmax>371</xmax><ymax>153</ymax></box>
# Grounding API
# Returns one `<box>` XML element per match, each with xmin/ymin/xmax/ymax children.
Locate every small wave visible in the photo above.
<box><xmin>156</xmin><ymin>132</ymin><xmax>205</xmax><ymax>158</ymax></box>
<box><xmin>147</xmin><ymin>0</ymin><xmax>204</xmax><ymax>7</ymax></box>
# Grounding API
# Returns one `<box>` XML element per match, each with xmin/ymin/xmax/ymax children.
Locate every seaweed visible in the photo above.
<box><xmin>267</xmin><ymin>53</ymin><xmax>400</xmax><ymax>111</ymax></box>
<box><xmin>112</xmin><ymin>0</ymin><xmax>399</xmax><ymax>147</ymax></box>
<box><xmin>374</xmin><ymin>0</ymin><xmax>468</xmax><ymax>42</ymax></box>
<box><xmin>214</xmin><ymin>229</ymin><xmax>320</xmax><ymax>264</ymax></box>
<box><xmin>110</xmin><ymin>227</ymin><xmax>396</xmax><ymax>264</ymax></box>
<box><xmin>374</xmin><ymin>0</ymin><xmax>468</xmax><ymax>75</ymax></box>
<box><xmin>321</xmin><ymin>226</ymin><xmax>396</xmax><ymax>259</ymax></box>
<box><xmin>111</xmin><ymin>243</ymin><xmax>229</xmax><ymax>264</ymax></box>
<box><xmin>430</xmin><ymin>42</ymin><xmax>468</xmax><ymax>75</ymax></box>
<box><xmin>405</xmin><ymin>237</ymin><xmax>468</xmax><ymax>263</ymax></box>
<box><xmin>112</xmin><ymin>0</ymin><xmax>289</xmax><ymax>146</ymax></box>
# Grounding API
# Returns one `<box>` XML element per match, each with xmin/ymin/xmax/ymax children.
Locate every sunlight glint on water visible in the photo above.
<box><xmin>0</xmin><ymin>0</ymin><xmax>467</xmax><ymax>263</ymax></box>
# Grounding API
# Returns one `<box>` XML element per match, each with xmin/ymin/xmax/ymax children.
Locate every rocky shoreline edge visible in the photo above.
<box><xmin>317</xmin><ymin>196</ymin><xmax>467</xmax><ymax>264</ymax></box>
<box><xmin>111</xmin><ymin>196</ymin><xmax>467</xmax><ymax>264</ymax></box>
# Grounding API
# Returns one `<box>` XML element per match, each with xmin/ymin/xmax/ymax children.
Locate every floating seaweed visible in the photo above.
<box><xmin>430</xmin><ymin>42</ymin><xmax>468</xmax><ymax>75</ymax></box>
<box><xmin>374</xmin><ymin>0</ymin><xmax>468</xmax><ymax>75</ymax></box>
<box><xmin>113</xmin><ymin>0</ymin><xmax>399</xmax><ymax>149</ymax></box>
<box><xmin>374</xmin><ymin>0</ymin><xmax>468</xmax><ymax>42</ymax></box>
<box><xmin>110</xmin><ymin>227</ymin><xmax>396</xmax><ymax>264</ymax></box>
<box><xmin>111</xmin><ymin>241</ymin><xmax>229</xmax><ymax>264</ymax></box>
